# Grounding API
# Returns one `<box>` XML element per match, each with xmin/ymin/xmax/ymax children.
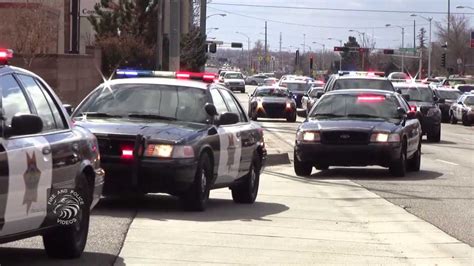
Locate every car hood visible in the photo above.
<box><xmin>224</xmin><ymin>79</ymin><xmax>245</xmax><ymax>83</ymax></box>
<box><xmin>74</xmin><ymin>118</ymin><xmax>208</xmax><ymax>143</ymax></box>
<box><xmin>301</xmin><ymin>119</ymin><xmax>399</xmax><ymax>133</ymax></box>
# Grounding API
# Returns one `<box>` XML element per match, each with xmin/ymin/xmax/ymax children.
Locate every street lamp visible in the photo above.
<box><xmin>327</xmin><ymin>38</ymin><xmax>343</xmax><ymax>70</ymax></box>
<box><xmin>206</xmin><ymin>27</ymin><xmax>218</xmax><ymax>34</ymax></box>
<box><xmin>312</xmin><ymin>42</ymin><xmax>326</xmax><ymax>70</ymax></box>
<box><xmin>206</xmin><ymin>13</ymin><xmax>227</xmax><ymax>19</ymax></box>
<box><xmin>456</xmin><ymin>5</ymin><xmax>474</xmax><ymax>10</ymax></box>
<box><xmin>236</xmin><ymin>31</ymin><xmax>251</xmax><ymax>71</ymax></box>
<box><xmin>301</xmin><ymin>44</ymin><xmax>312</xmax><ymax>52</ymax></box>
<box><xmin>411</xmin><ymin>14</ymin><xmax>433</xmax><ymax>77</ymax></box>
<box><xmin>386</xmin><ymin>24</ymin><xmax>405</xmax><ymax>72</ymax></box>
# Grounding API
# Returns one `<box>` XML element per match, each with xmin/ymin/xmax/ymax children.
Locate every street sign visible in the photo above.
<box><xmin>80</xmin><ymin>0</ymin><xmax>101</xmax><ymax>17</ymax></box>
<box><xmin>258</xmin><ymin>56</ymin><xmax>263</xmax><ymax>62</ymax></box>
<box><xmin>471</xmin><ymin>31</ymin><xmax>474</xmax><ymax>48</ymax></box>
<box><xmin>231</xmin><ymin>42</ymin><xmax>243</xmax><ymax>48</ymax></box>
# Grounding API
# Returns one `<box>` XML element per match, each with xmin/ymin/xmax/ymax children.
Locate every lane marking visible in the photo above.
<box><xmin>435</xmin><ymin>159</ymin><xmax>459</xmax><ymax>166</ymax></box>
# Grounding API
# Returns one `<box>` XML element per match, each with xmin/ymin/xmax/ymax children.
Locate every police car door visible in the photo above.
<box><xmin>0</xmin><ymin>74</ymin><xmax>53</xmax><ymax>236</ymax></box>
<box><xmin>218</xmin><ymin>89</ymin><xmax>254</xmax><ymax>180</ymax></box>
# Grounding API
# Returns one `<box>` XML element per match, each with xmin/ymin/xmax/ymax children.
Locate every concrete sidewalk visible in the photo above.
<box><xmin>115</xmin><ymin>165</ymin><xmax>472</xmax><ymax>265</ymax></box>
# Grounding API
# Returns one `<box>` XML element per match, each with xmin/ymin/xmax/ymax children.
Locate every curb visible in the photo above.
<box><xmin>266</xmin><ymin>152</ymin><xmax>291</xmax><ymax>167</ymax></box>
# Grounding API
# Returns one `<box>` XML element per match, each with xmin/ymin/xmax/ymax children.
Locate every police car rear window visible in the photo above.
<box><xmin>333</xmin><ymin>79</ymin><xmax>394</xmax><ymax>91</ymax></box>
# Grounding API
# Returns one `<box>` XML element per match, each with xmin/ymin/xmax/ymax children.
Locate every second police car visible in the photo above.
<box><xmin>0</xmin><ymin>48</ymin><xmax>104</xmax><ymax>258</ymax></box>
<box><xmin>72</xmin><ymin>70</ymin><xmax>266</xmax><ymax>211</ymax></box>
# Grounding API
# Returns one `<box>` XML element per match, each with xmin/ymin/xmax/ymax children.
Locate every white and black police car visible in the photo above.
<box><xmin>0</xmin><ymin>49</ymin><xmax>104</xmax><ymax>258</ymax></box>
<box><xmin>71</xmin><ymin>70</ymin><xmax>266</xmax><ymax>211</ymax></box>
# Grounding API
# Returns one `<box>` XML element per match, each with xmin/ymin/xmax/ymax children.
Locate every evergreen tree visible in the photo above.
<box><xmin>180</xmin><ymin>27</ymin><xmax>207</xmax><ymax>71</ymax></box>
<box><xmin>417</xmin><ymin>27</ymin><xmax>427</xmax><ymax>49</ymax></box>
<box><xmin>341</xmin><ymin>36</ymin><xmax>360</xmax><ymax>70</ymax></box>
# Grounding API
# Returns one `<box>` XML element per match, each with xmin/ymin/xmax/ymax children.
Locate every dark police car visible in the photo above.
<box><xmin>432</xmin><ymin>88</ymin><xmax>462</xmax><ymax>122</ymax></box>
<box><xmin>248</xmin><ymin>86</ymin><xmax>297</xmax><ymax>122</ymax></box>
<box><xmin>294</xmin><ymin>89</ymin><xmax>421</xmax><ymax>177</ymax></box>
<box><xmin>72</xmin><ymin>70</ymin><xmax>266</xmax><ymax>211</ymax></box>
<box><xmin>279</xmin><ymin>79</ymin><xmax>312</xmax><ymax>108</ymax></box>
<box><xmin>393</xmin><ymin>83</ymin><xmax>442</xmax><ymax>142</ymax></box>
<box><xmin>0</xmin><ymin>48</ymin><xmax>104</xmax><ymax>258</ymax></box>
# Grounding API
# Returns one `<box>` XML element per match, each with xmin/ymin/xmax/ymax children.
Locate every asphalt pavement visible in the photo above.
<box><xmin>0</xmin><ymin>85</ymin><xmax>472</xmax><ymax>265</ymax></box>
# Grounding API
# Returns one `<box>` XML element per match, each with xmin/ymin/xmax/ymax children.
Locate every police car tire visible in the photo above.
<box><xmin>241</xmin><ymin>88</ymin><xmax>245</xmax><ymax>93</ymax></box>
<box><xmin>43</xmin><ymin>174</ymin><xmax>91</xmax><ymax>259</ymax></box>
<box><xmin>287</xmin><ymin>112</ymin><xmax>297</xmax><ymax>122</ymax></box>
<box><xmin>389</xmin><ymin>147</ymin><xmax>407</xmax><ymax>177</ymax></box>
<box><xmin>427</xmin><ymin>127</ymin><xmax>441</xmax><ymax>142</ymax></box>
<box><xmin>182</xmin><ymin>154</ymin><xmax>211</xmax><ymax>211</ymax></box>
<box><xmin>251</xmin><ymin>112</ymin><xmax>258</xmax><ymax>121</ymax></box>
<box><xmin>294</xmin><ymin>154</ymin><xmax>312</xmax><ymax>176</ymax></box>
<box><xmin>462</xmin><ymin>115</ymin><xmax>471</xmax><ymax>126</ymax></box>
<box><xmin>450</xmin><ymin>112</ymin><xmax>457</xmax><ymax>124</ymax></box>
<box><xmin>407</xmin><ymin>144</ymin><xmax>421</xmax><ymax>172</ymax></box>
<box><xmin>231</xmin><ymin>158</ymin><xmax>260</xmax><ymax>204</ymax></box>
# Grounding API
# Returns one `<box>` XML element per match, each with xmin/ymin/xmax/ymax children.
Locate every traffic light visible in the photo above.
<box><xmin>295</xmin><ymin>49</ymin><xmax>300</xmax><ymax>65</ymax></box>
<box><xmin>209</xmin><ymin>43</ymin><xmax>217</xmax><ymax>53</ymax></box>
<box><xmin>383</xmin><ymin>49</ymin><xmax>394</xmax><ymax>54</ymax></box>
<box><xmin>309</xmin><ymin>57</ymin><xmax>313</xmax><ymax>70</ymax></box>
<box><xmin>441</xmin><ymin>53</ymin><xmax>446</xmax><ymax>68</ymax></box>
<box><xmin>231</xmin><ymin>42</ymin><xmax>243</xmax><ymax>48</ymax></box>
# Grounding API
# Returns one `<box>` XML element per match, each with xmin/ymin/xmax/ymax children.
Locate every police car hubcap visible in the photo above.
<box><xmin>250</xmin><ymin>170</ymin><xmax>256</xmax><ymax>189</ymax></box>
<box><xmin>200</xmin><ymin>172</ymin><xmax>207</xmax><ymax>193</ymax></box>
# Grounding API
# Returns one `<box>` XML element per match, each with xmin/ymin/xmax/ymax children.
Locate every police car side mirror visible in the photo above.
<box><xmin>315</xmin><ymin>91</ymin><xmax>324</xmax><ymax>99</ymax></box>
<box><xmin>218</xmin><ymin>112</ymin><xmax>239</xmax><ymax>126</ymax></box>
<box><xmin>205</xmin><ymin>103</ymin><xmax>218</xmax><ymax>117</ymax></box>
<box><xmin>63</xmin><ymin>104</ymin><xmax>74</xmax><ymax>116</ymax></box>
<box><xmin>8</xmin><ymin>114</ymin><xmax>43</xmax><ymax>137</ymax></box>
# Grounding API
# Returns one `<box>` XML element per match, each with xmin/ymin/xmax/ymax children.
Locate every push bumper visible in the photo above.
<box><xmin>294</xmin><ymin>142</ymin><xmax>402</xmax><ymax>167</ymax></box>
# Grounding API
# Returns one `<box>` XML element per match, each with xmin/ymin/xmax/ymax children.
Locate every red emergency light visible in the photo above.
<box><xmin>175</xmin><ymin>71</ymin><xmax>216</xmax><ymax>83</ymax></box>
<box><xmin>0</xmin><ymin>48</ymin><xmax>13</xmax><ymax>64</ymax></box>
<box><xmin>357</xmin><ymin>95</ymin><xmax>386</xmax><ymax>103</ymax></box>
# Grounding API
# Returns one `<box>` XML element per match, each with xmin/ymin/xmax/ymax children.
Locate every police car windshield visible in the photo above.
<box><xmin>310</xmin><ymin>94</ymin><xmax>400</xmax><ymax>121</ymax></box>
<box><xmin>399</xmin><ymin>87</ymin><xmax>433</xmax><ymax>102</ymax></box>
<box><xmin>255</xmin><ymin>88</ymin><xmax>289</xmax><ymax>97</ymax></box>
<box><xmin>334</xmin><ymin>79</ymin><xmax>394</xmax><ymax>91</ymax></box>
<box><xmin>74</xmin><ymin>84</ymin><xmax>208</xmax><ymax>123</ymax></box>
<box><xmin>284</xmin><ymin>82</ymin><xmax>311</xmax><ymax>92</ymax></box>
<box><xmin>437</xmin><ymin>90</ymin><xmax>461</xmax><ymax>100</ymax></box>
<box><xmin>465</xmin><ymin>96</ymin><xmax>474</xmax><ymax>106</ymax></box>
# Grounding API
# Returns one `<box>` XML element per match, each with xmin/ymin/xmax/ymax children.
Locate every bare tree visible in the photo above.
<box><xmin>435</xmin><ymin>15</ymin><xmax>473</xmax><ymax>74</ymax></box>
<box><xmin>3</xmin><ymin>1</ymin><xmax>60</xmax><ymax>67</ymax></box>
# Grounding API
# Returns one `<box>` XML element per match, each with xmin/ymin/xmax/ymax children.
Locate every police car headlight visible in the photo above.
<box><xmin>370</xmin><ymin>132</ymin><xmax>400</xmax><ymax>143</ymax></box>
<box><xmin>296</xmin><ymin>131</ymin><xmax>320</xmax><ymax>142</ymax></box>
<box><xmin>145</xmin><ymin>144</ymin><xmax>194</xmax><ymax>158</ymax></box>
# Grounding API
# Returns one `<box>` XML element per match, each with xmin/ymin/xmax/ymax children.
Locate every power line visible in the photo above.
<box><xmin>209</xmin><ymin>2</ymin><xmax>474</xmax><ymax>15</ymax></box>
<box><xmin>208</xmin><ymin>7</ymin><xmax>428</xmax><ymax>29</ymax></box>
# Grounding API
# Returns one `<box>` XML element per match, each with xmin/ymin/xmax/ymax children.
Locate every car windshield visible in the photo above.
<box><xmin>457</xmin><ymin>85</ymin><xmax>474</xmax><ymax>93</ymax></box>
<box><xmin>74</xmin><ymin>84</ymin><xmax>209</xmax><ymax>123</ymax></box>
<box><xmin>283</xmin><ymin>82</ymin><xmax>311</xmax><ymax>92</ymax></box>
<box><xmin>225</xmin><ymin>73</ymin><xmax>243</xmax><ymax>79</ymax></box>
<box><xmin>333</xmin><ymin>79</ymin><xmax>394</xmax><ymax>91</ymax></box>
<box><xmin>437</xmin><ymin>90</ymin><xmax>461</xmax><ymax>100</ymax></box>
<box><xmin>309</xmin><ymin>93</ymin><xmax>400</xmax><ymax>121</ymax></box>
<box><xmin>465</xmin><ymin>96</ymin><xmax>474</xmax><ymax>106</ymax></box>
<box><xmin>255</xmin><ymin>88</ymin><xmax>289</xmax><ymax>97</ymax></box>
<box><xmin>399</xmin><ymin>86</ymin><xmax>433</xmax><ymax>102</ymax></box>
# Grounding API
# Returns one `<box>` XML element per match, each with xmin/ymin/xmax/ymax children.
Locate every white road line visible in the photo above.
<box><xmin>435</xmin><ymin>159</ymin><xmax>459</xmax><ymax>166</ymax></box>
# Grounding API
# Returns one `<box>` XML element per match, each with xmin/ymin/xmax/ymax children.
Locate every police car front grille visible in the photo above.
<box><xmin>96</xmin><ymin>136</ymin><xmax>135</xmax><ymax>157</ymax></box>
<box><xmin>262</xmin><ymin>103</ymin><xmax>285</xmax><ymax>113</ymax></box>
<box><xmin>321</xmin><ymin>131</ymin><xmax>370</xmax><ymax>145</ymax></box>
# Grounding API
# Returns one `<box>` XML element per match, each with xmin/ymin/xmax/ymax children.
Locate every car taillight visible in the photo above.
<box><xmin>357</xmin><ymin>95</ymin><xmax>386</xmax><ymax>103</ymax></box>
<box><xmin>409</xmin><ymin>106</ymin><xmax>417</xmax><ymax>113</ymax></box>
<box><xmin>121</xmin><ymin>145</ymin><xmax>134</xmax><ymax>160</ymax></box>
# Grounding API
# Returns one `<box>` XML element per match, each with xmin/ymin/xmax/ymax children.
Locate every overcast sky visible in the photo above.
<box><xmin>206</xmin><ymin>0</ymin><xmax>474</xmax><ymax>52</ymax></box>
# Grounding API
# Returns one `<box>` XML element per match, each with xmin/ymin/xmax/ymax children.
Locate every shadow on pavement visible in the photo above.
<box><xmin>97</xmin><ymin>194</ymin><xmax>289</xmax><ymax>222</ymax></box>
<box><xmin>422</xmin><ymin>139</ymin><xmax>457</xmax><ymax>145</ymax></box>
<box><xmin>309</xmin><ymin>168</ymin><xmax>443</xmax><ymax>181</ymax></box>
<box><xmin>0</xmin><ymin>248</ymin><xmax>122</xmax><ymax>266</ymax></box>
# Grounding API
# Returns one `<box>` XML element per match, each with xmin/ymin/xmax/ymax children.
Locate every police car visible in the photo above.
<box><xmin>71</xmin><ymin>70</ymin><xmax>266</xmax><ymax>211</ymax></box>
<box><xmin>0</xmin><ymin>49</ymin><xmax>104</xmax><ymax>258</ymax></box>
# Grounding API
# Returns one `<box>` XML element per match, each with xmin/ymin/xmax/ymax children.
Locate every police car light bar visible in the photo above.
<box><xmin>0</xmin><ymin>48</ymin><xmax>13</xmax><ymax>64</ymax></box>
<box><xmin>115</xmin><ymin>69</ymin><xmax>216</xmax><ymax>83</ymax></box>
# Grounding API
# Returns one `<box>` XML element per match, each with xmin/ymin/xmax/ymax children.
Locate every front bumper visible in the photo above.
<box><xmin>101</xmin><ymin>157</ymin><xmax>198</xmax><ymax>195</ymax></box>
<box><xmin>295</xmin><ymin>142</ymin><xmax>402</xmax><ymax>167</ymax></box>
<box><xmin>255</xmin><ymin>106</ymin><xmax>296</xmax><ymax>118</ymax></box>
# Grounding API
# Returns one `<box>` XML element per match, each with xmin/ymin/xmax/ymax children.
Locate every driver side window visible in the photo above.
<box><xmin>210</xmin><ymin>89</ymin><xmax>228</xmax><ymax>114</ymax></box>
<box><xmin>0</xmin><ymin>74</ymin><xmax>31</xmax><ymax>128</ymax></box>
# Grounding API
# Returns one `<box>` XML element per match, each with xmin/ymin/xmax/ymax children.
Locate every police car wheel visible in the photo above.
<box><xmin>294</xmin><ymin>154</ymin><xmax>312</xmax><ymax>176</ymax></box>
<box><xmin>43</xmin><ymin>174</ymin><xmax>91</xmax><ymax>259</ymax></box>
<box><xmin>407</xmin><ymin>144</ymin><xmax>421</xmax><ymax>172</ymax></box>
<box><xmin>182</xmin><ymin>154</ymin><xmax>211</xmax><ymax>211</ymax></box>
<box><xmin>231</xmin><ymin>158</ymin><xmax>260</xmax><ymax>204</ymax></box>
<box><xmin>449</xmin><ymin>112</ymin><xmax>457</xmax><ymax>124</ymax></box>
<box><xmin>389</xmin><ymin>146</ymin><xmax>407</xmax><ymax>177</ymax></box>
<box><xmin>427</xmin><ymin>127</ymin><xmax>441</xmax><ymax>142</ymax></box>
<box><xmin>462</xmin><ymin>115</ymin><xmax>471</xmax><ymax>126</ymax></box>
<box><xmin>251</xmin><ymin>112</ymin><xmax>258</xmax><ymax>121</ymax></box>
<box><xmin>286</xmin><ymin>112</ymin><xmax>297</xmax><ymax>122</ymax></box>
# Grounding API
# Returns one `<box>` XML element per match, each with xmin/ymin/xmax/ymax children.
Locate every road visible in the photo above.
<box><xmin>0</xmin><ymin>85</ymin><xmax>472</xmax><ymax>265</ymax></box>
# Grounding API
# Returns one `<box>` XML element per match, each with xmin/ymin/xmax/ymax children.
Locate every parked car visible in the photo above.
<box><xmin>72</xmin><ymin>70</ymin><xmax>266</xmax><ymax>211</ymax></box>
<box><xmin>245</xmin><ymin>74</ymin><xmax>268</xmax><ymax>85</ymax></box>
<box><xmin>388</xmin><ymin>72</ymin><xmax>409</xmax><ymax>82</ymax></box>
<box><xmin>279</xmin><ymin>79</ymin><xmax>312</xmax><ymax>108</ymax></box>
<box><xmin>294</xmin><ymin>89</ymin><xmax>421</xmax><ymax>177</ymax></box>
<box><xmin>0</xmin><ymin>48</ymin><xmax>104</xmax><ymax>258</ymax></box>
<box><xmin>323</xmin><ymin>72</ymin><xmax>396</xmax><ymax>94</ymax></box>
<box><xmin>393</xmin><ymin>82</ymin><xmax>442</xmax><ymax>142</ymax></box>
<box><xmin>449</xmin><ymin>94</ymin><xmax>474</xmax><ymax>126</ymax></box>
<box><xmin>248</xmin><ymin>86</ymin><xmax>297</xmax><ymax>122</ymax></box>
<box><xmin>221</xmin><ymin>71</ymin><xmax>246</xmax><ymax>93</ymax></box>
<box><xmin>454</xmin><ymin>84</ymin><xmax>474</xmax><ymax>94</ymax></box>
<box><xmin>432</xmin><ymin>88</ymin><xmax>462</xmax><ymax>122</ymax></box>
<box><xmin>440</xmin><ymin>77</ymin><xmax>474</xmax><ymax>89</ymax></box>
<box><xmin>263</xmin><ymin>77</ymin><xmax>278</xmax><ymax>86</ymax></box>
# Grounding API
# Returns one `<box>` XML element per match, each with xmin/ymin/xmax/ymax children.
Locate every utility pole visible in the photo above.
<box><xmin>156</xmin><ymin>1</ymin><xmax>163</xmax><ymax>69</ymax></box>
<box><xmin>169</xmin><ymin>0</ymin><xmax>180</xmax><ymax>71</ymax></box>
<box><xmin>70</xmin><ymin>0</ymin><xmax>80</xmax><ymax>54</ymax></box>
<box><xmin>402</xmin><ymin>27</ymin><xmax>405</xmax><ymax>72</ymax></box>
<box><xmin>279</xmin><ymin>32</ymin><xmax>282</xmax><ymax>71</ymax></box>
<box><xmin>413</xmin><ymin>19</ymin><xmax>416</xmax><ymax>55</ymax></box>
<box><xmin>264</xmin><ymin>21</ymin><xmax>268</xmax><ymax>72</ymax></box>
<box><xmin>303</xmin><ymin>34</ymin><xmax>306</xmax><ymax>54</ymax></box>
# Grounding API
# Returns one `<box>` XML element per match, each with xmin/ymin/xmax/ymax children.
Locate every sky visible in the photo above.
<box><xmin>206</xmin><ymin>0</ymin><xmax>474</xmax><ymax>52</ymax></box>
